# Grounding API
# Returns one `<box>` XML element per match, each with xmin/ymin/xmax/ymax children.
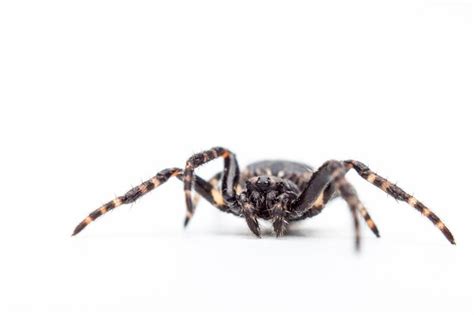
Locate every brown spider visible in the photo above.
<box><xmin>72</xmin><ymin>147</ymin><xmax>455</xmax><ymax>249</ymax></box>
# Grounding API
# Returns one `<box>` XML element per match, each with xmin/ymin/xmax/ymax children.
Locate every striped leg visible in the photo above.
<box><xmin>183</xmin><ymin>147</ymin><xmax>240</xmax><ymax>226</ymax></box>
<box><xmin>358</xmin><ymin>203</ymin><xmax>380</xmax><ymax>238</ymax></box>
<box><xmin>293</xmin><ymin>183</ymin><xmax>380</xmax><ymax>238</ymax></box>
<box><xmin>178</xmin><ymin>173</ymin><xmax>233</xmax><ymax>214</ymax></box>
<box><xmin>72</xmin><ymin>168</ymin><xmax>181</xmax><ymax>236</ymax></box>
<box><xmin>334</xmin><ymin>176</ymin><xmax>362</xmax><ymax>250</ymax></box>
<box><xmin>344</xmin><ymin>160</ymin><xmax>455</xmax><ymax>244</ymax></box>
<box><xmin>72</xmin><ymin>168</ymin><xmax>234</xmax><ymax>236</ymax></box>
<box><xmin>191</xmin><ymin>172</ymin><xmax>223</xmax><ymax>212</ymax></box>
<box><xmin>292</xmin><ymin>160</ymin><xmax>347</xmax><ymax>214</ymax></box>
<box><xmin>290</xmin><ymin>184</ymin><xmax>335</xmax><ymax>220</ymax></box>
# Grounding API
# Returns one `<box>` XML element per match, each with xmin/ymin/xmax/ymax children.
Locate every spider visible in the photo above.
<box><xmin>72</xmin><ymin>146</ymin><xmax>455</xmax><ymax>249</ymax></box>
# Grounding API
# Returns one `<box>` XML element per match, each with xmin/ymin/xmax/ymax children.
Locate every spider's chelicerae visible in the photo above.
<box><xmin>72</xmin><ymin>147</ymin><xmax>455</xmax><ymax>249</ymax></box>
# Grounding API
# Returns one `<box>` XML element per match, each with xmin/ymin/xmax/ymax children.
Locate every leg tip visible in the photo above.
<box><xmin>355</xmin><ymin>238</ymin><xmax>361</xmax><ymax>251</ymax></box>
<box><xmin>183</xmin><ymin>217</ymin><xmax>190</xmax><ymax>228</ymax></box>
<box><xmin>355</xmin><ymin>243</ymin><xmax>361</xmax><ymax>252</ymax></box>
<box><xmin>71</xmin><ymin>223</ymin><xmax>86</xmax><ymax>236</ymax></box>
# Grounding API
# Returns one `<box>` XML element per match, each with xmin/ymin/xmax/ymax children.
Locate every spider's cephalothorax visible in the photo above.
<box><xmin>72</xmin><ymin>147</ymin><xmax>456</xmax><ymax>249</ymax></box>
<box><xmin>237</xmin><ymin>175</ymin><xmax>300</xmax><ymax>236</ymax></box>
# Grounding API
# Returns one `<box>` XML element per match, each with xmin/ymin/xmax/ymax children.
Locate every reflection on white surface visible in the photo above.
<box><xmin>2</xmin><ymin>205</ymin><xmax>471</xmax><ymax>314</ymax></box>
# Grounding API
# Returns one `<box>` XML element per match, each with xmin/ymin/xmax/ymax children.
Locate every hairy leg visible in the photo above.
<box><xmin>344</xmin><ymin>160</ymin><xmax>455</xmax><ymax>244</ymax></box>
<box><xmin>334</xmin><ymin>176</ymin><xmax>363</xmax><ymax>250</ymax></box>
<box><xmin>291</xmin><ymin>161</ymin><xmax>380</xmax><ymax>238</ymax></box>
<box><xmin>72</xmin><ymin>168</ymin><xmax>233</xmax><ymax>236</ymax></box>
<box><xmin>183</xmin><ymin>147</ymin><xmax>240</xmax><ymax>226</ymax></box>
<box><xmin>191</xmin><ymin>172</ymin><xmax>222</xmax><ymax>211</ymax></box>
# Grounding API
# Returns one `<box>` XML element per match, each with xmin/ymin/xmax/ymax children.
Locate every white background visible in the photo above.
<box><xmin>1</xmin><ymin>1</ymin><xmax>473</xmax><ymax>314</ymax></box>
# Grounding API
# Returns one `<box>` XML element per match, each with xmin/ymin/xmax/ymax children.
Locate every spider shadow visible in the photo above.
<box><xmin>208</xmin><ymin>222</ymin><xmax>341</xmax><ymax>240</ymax></box>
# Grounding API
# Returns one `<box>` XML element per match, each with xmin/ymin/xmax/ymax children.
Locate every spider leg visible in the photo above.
<box><xmin>292</xmin><ymin>183</ymin><xmax>380</xmax><ymax>238</ymax></box>
<box><xmin>357</xmin><ymin>203</ymin><xmax>380</xmax><ymax>237</ymax></box>
<box><xmin>290</xmin><ymin>160</ymin><xmax>376</xmax><ymax>247</ymax></box>
<box><xmin>177</xmin><ymin>173</ymin><xmax>230</xmax><ymax>212</ymax></box>
<box><xmin>191</xmin><ymin>172</ymin><xmax>222</xmax><ymax>212</ymax></box>
<box><xmin>334</xmin><ymin>176</ymin><xmax>363</xmax><ymax>250</ymax></box>
<box><xmin>203</xmin><ymin>171</ymin><xmax>258</xmax><ymax>237</ymax></box>
<box><xmin>72</xmin><ymin>168</ymin><xmax>232</xmax><ymax>236</ymax></box>
<box><xmin>72</xmin><ymin>168</ymin><xmax>180</xmax><ymax>236</ymax></box>
<box><xmin>290</xmin><ymin>184</ymin><xmax>335</xmax><ymax>220</ymax></box>
<box><xmin>323</xmin><ymin>186</ymin><xmax>380</xmax><ymax>238</ymax></box>
<box><xmin>344</xmin><ymin>160</ymin><xmax>455</xmax><ymax>244</ymax></box>
<box><xmin>292</xmin><ymin>160</ymin><xmax>347</xmax><ymax>213</ymax></box>
<box><xmin>290</xmin><ymin>160</ymin><xmax>353</xmax><ymax>218</ymax></box>
<box><xmin>183</xmin><ymin>147</ymin><xmax>240</xmax><ymax>226</ymax></box>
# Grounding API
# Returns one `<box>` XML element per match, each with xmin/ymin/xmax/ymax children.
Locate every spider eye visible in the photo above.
<box><xmin>254</xmin><ymin>176</ymin><xmax>272</xmax><ymax>191</ymax></box>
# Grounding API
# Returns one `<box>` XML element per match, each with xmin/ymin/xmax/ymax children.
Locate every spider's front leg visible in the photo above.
<box><xmin>72</xmin><ymin>168</ymin><xmax>181</xmax><ymax>236</ymax></box>
<box><xmin>183</xmin><ymin>147</ymin><xmax>241</xmax><ymax>226</ymax></box>
<box><xmin>289</xmin><ymin>160</ymin><xmax>384</xmax><ymax>249</ymax></box>
<box><xmin>344</xmin><ymin>160</ymin><xmax>456</xmax><ymax>244</ymax></box>
<box><xmin>72</xmin><ymin>168</ymin><xmax>231</xmax><ymax>236</ymax></box>
<box><xmin>291</xmin><ymin>160</ymin><xmax>379</xmax><ymax>244</ymax></box>
<box><xmin>293</xmin><ymin>182</ymin><xmax>380</xmax><ymax>238</ymax></box>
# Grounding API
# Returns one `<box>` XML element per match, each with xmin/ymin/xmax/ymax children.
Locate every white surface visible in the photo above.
<box><xmin>1</xmin><ymin>1</ymin><xmax>473</xmax><ymax>314</ymax></box>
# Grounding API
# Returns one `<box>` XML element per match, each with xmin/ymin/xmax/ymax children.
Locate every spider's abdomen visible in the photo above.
<box><xmin>241</xmin><ymin>160</ymin><xmax>314</xmax><ymax>191</ymax></box>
